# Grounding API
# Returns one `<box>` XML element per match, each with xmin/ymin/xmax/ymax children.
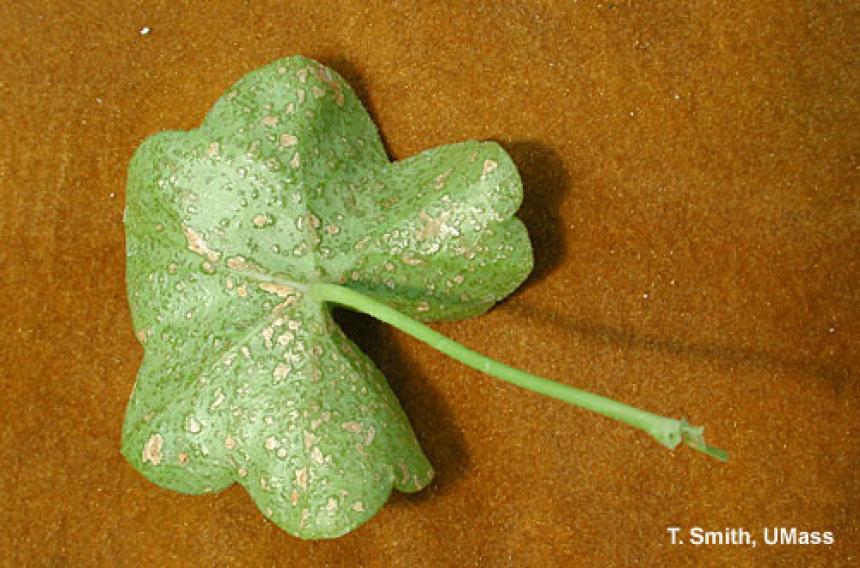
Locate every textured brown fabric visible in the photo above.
<box><xmin>2</xmin><ymin>2</ymin><xmax>857</xmax><ymax>565</ymax></box>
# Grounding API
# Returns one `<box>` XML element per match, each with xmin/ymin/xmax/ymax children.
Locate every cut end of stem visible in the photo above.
<box><xmin>650</xmin><ymin>418</ymin><xmax>729</xmax><ymax>462</ymax></box>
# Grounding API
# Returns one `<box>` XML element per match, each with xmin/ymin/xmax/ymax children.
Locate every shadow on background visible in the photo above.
<box><xmin>332</xmin><ymin>309</ymin><xmax>470</xmax><ymax>500</ymax></box>
<box><xmin>503</xmin><ymin>141</ymin><xmax>571</xmax><ymax>291</ymax></box>
<box><xmin>508</xmin><ymin>301</ymin><xmax>853</xmax><ymax>388</ymax></box>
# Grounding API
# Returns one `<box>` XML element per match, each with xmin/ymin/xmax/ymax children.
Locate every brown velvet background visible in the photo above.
<box><xmin>1</xmin><ymin>1</ymin><xmax>857</xmax><ymax>565</ymax></box>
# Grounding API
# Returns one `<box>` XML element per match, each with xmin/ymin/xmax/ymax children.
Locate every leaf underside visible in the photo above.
<box><xmin>122</xmin><ymin>56</ymin><xmax>533</xmax><ymax>538</ymax></box>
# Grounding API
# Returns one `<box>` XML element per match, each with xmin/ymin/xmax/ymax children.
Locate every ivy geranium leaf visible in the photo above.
<box><xmin>124</xmin><ymin>55</ymin><xmax>729</xmax><ymax>541</ymax></box>
<box><xmin>122</xmin><ymin>56</ymin><xmax>533</xmax><ymax>539</ymax></box>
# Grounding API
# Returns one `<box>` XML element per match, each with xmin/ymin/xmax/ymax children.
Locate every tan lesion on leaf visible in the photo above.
<box><xmin>434</xmin><ymin>168</ymin><xmax>453</xmax><ymax>190</ymax></box>
<box><xmin>416</xmin><ymin>209</ymin><xmax>458</xmax><ymax>241</ymax></box>
<box><xmin>185</xmin><ymin>416</ymin><xmax>202</xmax><ymax>433</ymax></box>
<box><xmin>259</xmin><ymin>282</ymin><xmax>301</xmax><ymax>299</ymax></box>
<box><xmin>210</xmin><ymin>389</ymin><xmax>226</xmax><ymax>410</ymax></box>
<box><xmin>295</xmin><ymin>467</ymin><xmax>308</xmax><ymax>491</ymax></box>
<box><xmin>273</xmin><ymin>363</ymin><xmax>290</xmax><ymax>383</ymax></box>
<box><xmin>341</xmin><ymin>422</ymin><xmax>362</xmax><ymax>433</ymax></box>
<box><xmin>262</xmin><ymin>326</ymin><xmax>274</xmax><ymax>350</ymax></box>
<box><xmin>279</xmin><ymin>133</ymin><xmax>298</xmax><ymax>148</ymax></box>
<box><xmin>226</xmin><ymin>256</ymin><xmax>265</xmax><ymax>273</ymax></box>
<box><xmin>310</xmin><ymin>63</ymin><xmax>345</xmax><ymax>107</ymax></box>
<box><xmin>184</xmin><ymin>227</ymin><xmax>221</xmax><ymax>263</ymax></box>
<box><xmin>142</xmin><ymin>433</ymin><xmax>164</xmax><ymax>466</ymax></box>
<box><xmin>304</xmin><ymin>431</ymin><xmax>317</xmax><ymax>450</ymax></box>
<box><xmin>277</xmin><ymin>331</ymin><xmax>294</xmax><ymax>346</ymax></box>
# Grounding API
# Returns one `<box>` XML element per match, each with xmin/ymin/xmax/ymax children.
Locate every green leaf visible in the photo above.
<box><xmin>122</xmin><ymin>56</ymin><xmax>533</xmax><ymax>539</ymax></box>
